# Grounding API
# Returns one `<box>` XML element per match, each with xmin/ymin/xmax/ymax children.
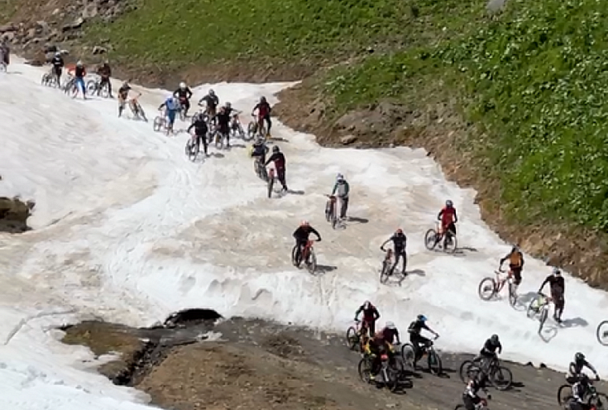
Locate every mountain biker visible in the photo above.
<box><xmin>0</xmin><ymin>39</ymin><xmax>9</xmax><ymax>68</ymax></box>
<box><xmin>473</xmin><ymin>334</ymin><xmax>502</xmax><ymax>366</ymax></box>
<box><xmin>199</xmin><ymin>89</ymin><xmax>219</xmax><ymax>118</ymax></box>
<box><xmin>174</xmin><ymin>82</ymin><xmax>193</xmax><ymax>117</ymax></box>
<box><xmin>380</xmin><ymin>228</ymin><xmax>408</xmax><ymax>276</ymax></box>
<box><xmin>215</xmin><ymin>106</ymin><xmax>232</xmax><ymax>147</ymax></box>
<box><xmin>437</xmin><ymin>200</ymin><xmax>458</xmax><ymax>243</ymax></box>
<box><xmin>117</xmin><ymin>81</ymin><xmax>131</xmax><ymax>117</ymax></box>
<box><xmin>462</xmin><ymin>378</ymin><xmax>490</xmax><ymax>410</ymax></box>
<box><xmin>539</xmin><ymin>267</ymin><xmax>565</xmax><ymax>323</ymax></box>
<box><xmin>250</xmin><ymin>137</ymin><xmax>269</xmax><ymax>172</ymax></box>
<box><xmin>379</xmin><ymin>321</ymin><xmax>400</xmax><ymax>345</ymax></box>
<box><xmin>331</xmin><ymin>173</ymin><xmax>350</xmax><ymax>220</ymax></box>
<box><xmin>158</xmin><ymin>95</ymin><xmax>179</xmax><ymax>132</ymax></box>
<box><xmin>252</xmin><ymin>96</ymin><xmax>272</xmax><ymax>137</ymax></box>
<box><xmin>567</xmin><ymin>352</ymin><xmax>599</xmax><ymax>385</ymax></box>
<box><xmin>499</xmin><ymin>245</ymin><xmax>524</xmax><ymax>292</ymax></box>
<box><xmin>365</xmin><ymin>324</ymin><xmax>398</xmax><ymax>381</ymax></box>
<box><xmin>407</xmin><ymin>314</ymin><xmax>439</xmax><ymax>366</ymax></box>
<box><xmin>187</xmin><ymin>110</ymin><xmax>209</xmax><ymax>156</ymax></box>
<box><xmin>51</xmin><ymin>51</ymin><xmax>64</xmax><ymax>84</ymax></box>
<box><xmin>292</xmin><ymin>221</ymin><xmax>321</xmax><ymax>265</ymax></box>
<box><xmin>354</xmin><ymin>301</ymin><xmax>380</xmax><ymax>337</ymax></box>
<box><xmin>96</xmin><ymin>60</ymin><xmax>113</xmax><ymax>97</ymax></box>
<box><xmin>569</xmin><ymin>374</ymin><xmax>595</xmax><ymax>410</ymax></box>
<box><xmin>265</xmin><ymin>146</ymin><xmax>288</xmax><ymax>192</ymax></box>
<box><xmin>74</xmin><ymin>60</ymin><xmax>87</xmax><ymax>99</ymax></box>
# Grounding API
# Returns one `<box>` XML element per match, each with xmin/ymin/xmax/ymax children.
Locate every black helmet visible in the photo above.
<box><xmin>575</xmin><ymin>352</ymin><xmax>585</xmax><ymax>362</ymax></box>
<box><xmin>490</xmin><ymin>334</ymin><xmax>499</xmax><ymax>344</ymax></box>
<box><xmin>272</xmin><ymin>145</ymin><xmax>280</xmax><ymax>153</ymax></box>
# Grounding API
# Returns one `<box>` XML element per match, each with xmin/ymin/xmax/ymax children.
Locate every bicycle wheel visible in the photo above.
<box><xmin>331</xmin><ymin>206</ymin><xmax>338</xmax><ymax>229</ymax></box>
<box><xmin>41</xmin><ymin>73</ymin><xmax>49</xmax><ymax>86</ymax></box>
<box><xmin>215</xmin><ymin>132</ymin><xmax>223</xmax><ymax>149</ymax></box>
<box><xmin>346</xmin><ymin>326</ymin><xmax>360</xmax><ymax>350</ymax></box>
<box><xmin>400</xmin><ymin>343</ymin><xmax>415</xmax><ymax>368</ymax></box>
<box><xmin>539</xmin><ymin>307</ymin><xmax>548</xmax><ymax>333</ymax></box>
<box><xmin>478</xmin><ymin>277</ymin><xmax>497</xmax><ymax>301</ymax></box>
<box><xmin>596</xmin><ymin>320</ymin><xmax>608</xmax><ymax>346</ymax></box>
<box><xmin>385</xmin><ymin>363</ymin><xmax>399</xmax><ymax>392</ymax></box>
<box><xmin>358</xmin><ymin>356</ymin><xmax>373</xmax><ymax>384</ymax></box>
<box><xmin>239</xmin><ymin>123</ymin><xmax>251</xmax><ymax>140</ymax></box>
<box><xmin>590</xmin><ymin>392</ymin><xmax>608</xmax><ymax>408</ymax></box>
<box><xmin>99</xmin><ymin>83</ymin><xmax>109</xmax><ymax>98</ymax></box>
<box><xmin>458</xmin><ymin>360</ymin><xmax>478</xmax><ymax>384</ymax></box>
<box><xmin>427</xmin><ymin>349</ymin><xmax>442</xmax><ymax>375</ymax></box>
<box><xmin>153</xmin><ymin>116</ymin><xmax>164</xmax><ymax>132</ymax></box>
<box><xmin>490</xmin><ymin>366</ymin><xmax>512</xmax><ymax>390</ymax></box>
<box><xmin>324</xmin><ymin>201</ymin><xmax>332</xmax><ymax>222</ymax></box>
<box><xmin>380</xmin><ymin>260</ymin><xmax>391</xmax><ymax>284</ymax></box>
<box><xmin>424</xmin><ymin>229</ymin><xmax>438</xmax><ymax>250</ymax></box>
<box><xmin>444</xmin><ymin>234</ymin><xmax>457</xmax><ymax>253</ymax></box>
<box><xmin>86</xmin><ymin>80</ymin><xmax>97</xmax><ymax>95</ymax></box>
<box><xmin>138</xmin><ymin>104</ymin><xmax>148</xmax><ymax>122</ymax></box>
<box><xmin>454</xmin><ymin>406</ymin><xmax>465</xmax><ymax>410</ymax></box>
<box><xmin>291</xmin><ymin>245</ymin><xmax>301</xmax><ymax>267</ymax></box>
<box><xmin>247</xmin><ymin>121</ymin><xmax>257</xmax><ymax>139</ymax></box>
<box><xmin>307</xmin><ymin>249</ymin><xmax>317</xmax><ymax>274</ymax></box>
<box><xmin>187</xmin><ymin>140</ymin><xmax>199</xmax><ymax>162</ymax></box>
<box><xmin>557</xmin><ymin>384</ymin><xmax>572</xmax><ymax>406</ymax></box>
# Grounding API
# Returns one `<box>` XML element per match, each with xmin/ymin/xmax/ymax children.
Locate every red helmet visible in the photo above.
<box><xmin>396</xmin><ymin>228</ymin><xmax>403</xmax><ymax>234</ymax></box>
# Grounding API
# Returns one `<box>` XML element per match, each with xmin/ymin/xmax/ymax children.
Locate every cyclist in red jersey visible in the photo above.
<box><xmin>437</xmin><ymin>199</ymin><xmax>458</xmax><ymax>238</ymax></box>
<box><xmin>252</xmin><ymin>96</ymin><xmax>272</xmax><ymax>136</ymax></box>
<box><xmin>354</xmin><ymin>301</ymin><xmax>380</xmax><ymax>337</ymax></box>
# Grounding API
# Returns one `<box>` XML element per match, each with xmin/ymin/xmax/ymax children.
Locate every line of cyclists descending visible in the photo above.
<box><xmin>349</xmin><ymin>301</ymin><xmax>603</xmax><ymax>409</ymax></box>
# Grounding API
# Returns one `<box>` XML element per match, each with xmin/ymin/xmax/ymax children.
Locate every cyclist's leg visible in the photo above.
<box><xmin>390</xmin><ymin>252</ymin><xmax>400</xmax><ymax>275</ymax></box>
<box><xmin>265</xmin><ymin>114</ymin><xmax>272</xmax><ymax>135</ymax></box>
<box><xmin>339</xmin><ymin>196</ymin><xmax>348</xmax><ymax>219</ymax></box>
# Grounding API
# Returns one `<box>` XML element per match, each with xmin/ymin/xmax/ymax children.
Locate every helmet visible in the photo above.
<box><xmin>446</xmin><ymin>200</ymin><xmax>453</xmax><ymax>208</ymax></box>
<box><xmin>336</xmin><ymin>173</ymin><xmax>344</xmax><ymax>181</ymax></box>
<box><xmin>179</xmin><ymin>82</ymin><xmax>186</xmax><ymax>89</ymax></box>
<box><xmin>363</xmin><ymin>300</ymin><xmax>373</xmax><ymax>309</ymax></box>
<box><xmin>511</xmin><ymin>244</ymin><xmax>519</xmax><ymax>252</ymax></box>
<box><xmin>76</xmin><ymin>60</ymin><xmax>83</xmax><ymax>66</ymax></box>
<box><xmin>552</xmin><ymin>267</ymin><xmax>561</xmax><ymax>275</ymax></box>
<box><xmin>575</xmin><ymin>352</ymin><xmax>585</xmax><ymax>362</ymax></box>
<box><xmin>226</xmin><ymin>102</ymin><xmax>231</xmax><ymax>108</ymax></box>
<box><xmin>386</xmin><ymin>321</ymin><xmax>396</xmax><ymax>330</ymax></box>
<box><xmin>260</xmin><ymin>96</ymin><xmax>267</xmax><ymax>103</ymax></box>
<box><xmin>300</xmin><ymin>220</ymin><xmax>309</xmax><ymax>227</ymax></box>
<box><xmin>417</xmin><ymin>314</ymin><xmax>427</xmax><ymax>322</ymax></box>
<box><xmin>396</xmin><ymin>228</ymin><xmax>403</xmax><ymax>234</ymax></box>
<box><xmin>55</xmin><ymin>51</ymin><xmax>61</xmax><ymax>57</ymax></box>
<box><xmin>273</xmin><ymin>145</ymin><xmax>280</xmax><ymax>153</ymax></box>
<box><xmin>209</xmin><ymin>89</ymin><xmax>215</xmax><ymax>96</ymax></box>
<box><xmin>490</xmin><ymin>334</ymin><xmax>499</xmax><ymax>344</ymax></box>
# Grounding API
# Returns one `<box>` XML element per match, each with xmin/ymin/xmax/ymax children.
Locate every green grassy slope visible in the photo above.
<box><xmin>327</xmin><ymin>0</ymin><xmax>608</xmax><ymax>232</ymax></box>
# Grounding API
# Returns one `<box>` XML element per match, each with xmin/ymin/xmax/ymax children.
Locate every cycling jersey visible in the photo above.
<box><xmin>439</xmin><ymin>206</ymin><xmax>456</xmax><ymax>227</ymax></box>
<box><xmin>254</xmin><ymin>101</ymin><xmax>271</xmax><ymax>117</ymax></box>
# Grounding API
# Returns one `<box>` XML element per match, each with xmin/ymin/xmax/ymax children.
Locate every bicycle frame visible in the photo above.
<box><xmin>301</xmin><ymin>240</ymin><xmax>314</xmax><ymax>260</ymax></box>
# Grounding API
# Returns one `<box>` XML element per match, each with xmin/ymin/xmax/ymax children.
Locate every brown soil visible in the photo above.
<box><xmin>0</xmin><ymin>195</ymin><xmax>34</xmax><ymax>233</ymax></box>
<box><xmin>273</xmin><ymin>80</ymin><xmax>608</xmax><ymax>291</ymax></box>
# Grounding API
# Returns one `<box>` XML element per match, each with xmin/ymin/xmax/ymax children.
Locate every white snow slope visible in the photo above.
<box><xmin>1</xmin><ymin>59</ymin><xmax>608</xmax><ymax>408</ymax></box>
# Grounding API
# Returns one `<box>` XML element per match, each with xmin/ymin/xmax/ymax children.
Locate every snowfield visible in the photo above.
<box><xmin>1</xmin><ymin>58</ymin><xmax>608</xmax><ymax>408</ymax></box>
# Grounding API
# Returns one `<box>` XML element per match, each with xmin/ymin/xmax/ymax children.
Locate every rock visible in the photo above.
<box><xmin>340</xmin><ymin>135</ymin><xmax>358</xmax><ymax>145</ymax></box>
<box><xmin>0</xmin><ymin>24</ymin><xmax>17</xmax><ymax>33</ymax></box>
<box><xmin>487</xmin><ymin>0</ymin><xmax>508</xmax><ymax>14</ymax></box>
<box><xmin>62</xmin><ymin>17</ymin><xmax>84</xmax><ymax>32</ymax></box>
<box><xmin>52</xmin><ymin>8</ymin><xmax>61</xmax><ymax>15</ymax></box>
<box><xmin>44</xmin><ymin>44</ymin><xmax>58</xmax><ymax>53</ymax></box>
<box><xmin>1</xmin><ymin>32</ymin><xmax>15</xmax><ymax>42</ymax></box>
<box><xmin>92</xmin><ymin>45</ymin><xmax>107</xmax><ymax>55</ymax></box>
<box><xmin>35</xmin><ymin>21</ymin><xmax>49</xmax><ymax>34</ymax></box>
<box><xmin>82</xmin><ymin>3</ymin><xmax>99</xmax><ymax>19</ymax></box>
<box><xmin>26</xmin><ymin>28</ymin><xmax>37</xmax><ymax>39</ymax></box>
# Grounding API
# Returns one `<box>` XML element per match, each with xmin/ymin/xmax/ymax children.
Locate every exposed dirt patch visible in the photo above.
<box><xmin>274</xmin><ymin>82</ymin><xmax>608</xmax><ymax>290</ymax></box>
<box><xmin>0</xmin><ymin>196</ymin><xmax>34</xmax><ymax>233</ymax></box>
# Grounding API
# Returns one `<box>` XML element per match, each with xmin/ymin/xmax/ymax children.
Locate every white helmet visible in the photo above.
<box><xmin>336</xmin><ymin>173</ymin><xmax>344</xmax><ymax>181</ymax></box>
<box><xmin>179</xmin><ymin>82</ymin><xmax>186</xmax><ymax>89</ymax></box>
<box><xmin>76</xmin><ymin>60</ymin><xmax>83</xmax><ymax>66</ymax></box>
<box><xmin>386</xmin><ymin>321</ymin><xmax>396</xmax><ymax>330</ymax></box>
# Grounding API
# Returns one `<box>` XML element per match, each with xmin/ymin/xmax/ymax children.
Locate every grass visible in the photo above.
<box><xmin>85</xmin><ymin>0</ymin><xmax>422</xmax><ymax>72</ymax></box>
<box><xmin>325</xmin><ymin>0</ymin><xmax>608</xmax><ymax>232</ymax></box>
<box><xmin>0</xmin><ymin>0</ymin><xmax>19</xmax><ymax>23</ymax></box>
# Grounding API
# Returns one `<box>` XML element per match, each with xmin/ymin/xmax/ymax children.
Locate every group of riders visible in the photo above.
<box><xmin>352</xmin><ymin>301</ymin><xmax>598</xmax><ymax>410</ymax></box>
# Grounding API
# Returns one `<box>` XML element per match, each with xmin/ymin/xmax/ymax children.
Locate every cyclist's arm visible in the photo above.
<box><xmin>437</xmin><ymin>210</ymin><xmax>443</xmax><ymax>221</ymax></box>
<box><xmin>310</xmin><ymin>227</ymin><xmax>322</xmax><ymax>241</ymax></box>
<box><xmin>538</xmin><ymin>276</ymin><xmax>550</xmax><ymax>292</ymax></box>
<box><xmin>187</xmin><ymin>123</ymin><xmax>194</xmax><ymax>133</ymax></box>
<box><xmin>497</xmin><ymin>342</ymin><xmax>502</xmax><ymax>354</ymax></box>
<box><xmin>453</xmin><ymin>209</ymin><xmax>458</xmax><ymax>222</ymax></box>
<box><xmin>373</xmin><ymin>308</ymin><xmax>380</xmax><ymax>320</ymax></box>
<box><xmin>585</xmin><ymin>361</ymin><xmax>598</xmax><ymax>376</ymax></box>
<box><xmin>380</xmin><ymin>237</ymin><xmax>391</xmax><ymax>249</ymax></box>
<box><xmin>186</xmin><ymin>88</ymin><xmax>193</xmax><ymax>99</ymax></box>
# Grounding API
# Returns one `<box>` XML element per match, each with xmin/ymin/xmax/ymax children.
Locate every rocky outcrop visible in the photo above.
<box><xmin>0</xmin><ymin>196</ymin><xmax>34</xmax><ymax>233</ymax></box>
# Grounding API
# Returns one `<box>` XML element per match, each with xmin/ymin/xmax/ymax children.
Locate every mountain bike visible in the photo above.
<box><xmin>86</xmin><ymin>78</ymin><xmax>110</xmax><ymax>98</ymax></box>
<box><xmin>153</xmin><ymin>114</ymin><xmax>167</xmax><ymax>133</ymax></box>
<box><xmin>379</xmin><ymin>248</ymin><xmax>394</xmax><ymax>284</ymax></box>
<box><xmin>558</xmin><ymin>379</ymin><xmax>607</xmax><ymax>407</ymax></box>
<box><xmin>526</xmin><ymin>292</ymin><xmax>552</xmax><ymax>333</ymax></box>
<box><xmin>325</xmin><ymin>194</ymin><xmax>339</xmax><ymax>229</ymax></box>
<box><xmin>41</xmin><ymin>70</ymin><xmax>59</xmax><ymax>87</ymax></box>
<box><xmin>459</xmin><ymin>357</ymin><xmax>512</xmax><ymax>391</ymax></box>
<box><xmin>178</xmin><ymin>98</ymin><xmax>188</xmax><ymax>121</ymax></box>
<box><xmin>129</xmin><ymin>98</ymin><xmax>148</xmax><ymax>122</ymax></box>
<box><xmin>478</xmin><ymin>269</ymin><xmax>517</xmax><ymax>307</ymax></box>
<box><xmin>424</xmin><ymin>222</ymin><xmax>457</xmax><ymax>253</ymax></box>
<box><xmin>455</xmin><ymin>397</ymin><xmax>489</xmax><ymax>410</ymax></box>
<box><xmin>254</xmin><ymin>157</ymin><xmax>268</xmax><ymax>181</ymax></box>
<box><xmin>346</xmin><ymin>320</ymin><xmax>368</xmax><ymax>352</ymax></box>
<box><xmin>230</xmin><ymin>114</ymin><xmax>248</xmax><ymax>140</ymax></box>
<box><xmin>214</xmin><ymin>129</ymin><xmax>229</xmax><ymax>149</ymax></box>
<box><xmin>596</xmin><ymin>321</ymin><xmax>608</xmax><ymax>346</ymax></box>
<box><xmin>248</xmin><ymin>114</ymin><xmax>267</xmax><ymax>139</ymax></box>
<box><xmin>185</xmin><ymin>134</ymin><xmax>200</xmax><ymax>162</ymax></box>
<box><xmin>291</xmin><ymin>240</ymin><xmax>317</xmax><ymax>274</ymax></box>
<box><xmin>358</xmin><ymin>351</ymin><xmax>400</xmax><ymax>392</ymax></box>
<box><xmin>401</xmin><ymin>335</ymin><xmax>442</xmax><ymax>375</ymax></box>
